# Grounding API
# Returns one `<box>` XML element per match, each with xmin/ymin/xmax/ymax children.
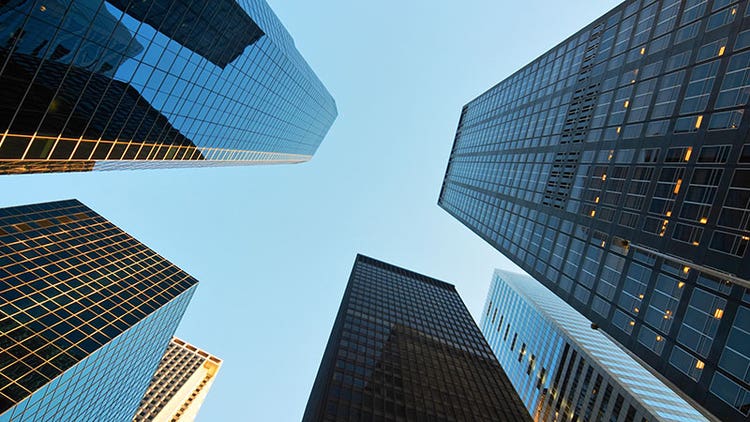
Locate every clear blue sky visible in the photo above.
<box><xmin>0</xmin><ymin>1</ymin><xmax>619</xmax><ymax>420</ymax></box>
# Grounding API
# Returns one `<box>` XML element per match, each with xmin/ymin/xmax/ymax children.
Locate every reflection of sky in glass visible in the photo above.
<box><xmin>104</xmin><ymin>0</ymin><xmax>336</xmax><ymax>159</ymax></box>
<box><xmin>0</xmin><ymin>0</ymin><xmax>336</xmax><ymax>172</ymax></box>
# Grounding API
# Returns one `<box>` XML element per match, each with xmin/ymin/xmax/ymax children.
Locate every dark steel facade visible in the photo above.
<box><xmin>0</xmin><ymin>0</ymin><xmax>337</xmax><ymax>174</ymax></box>
<box><xmin>439</xmin><ymin>1</ymin><xmax>750</xmax><ymax>420</ymax></box>
<box><xmin>0</xmin><ymin>200</ymin><xmax>197</xmax><ymax>420</ymax></box>
<box><xmin>303</xmin><ymin>255</ymin><xmax>530</xmax><ymax>422</ymax></box>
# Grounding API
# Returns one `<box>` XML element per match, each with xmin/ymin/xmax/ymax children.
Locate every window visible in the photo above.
<box><xmin>613</xmin><ymin>309</ymin><xmax>635</xmax><ymax>334</ymax></box>
<box><xmin>708</xmin><ymin>110</ymin><xmax>743</xmax><ymax>130</ymax></box>
<box><xmin>637</xmin><ymin>325</ymin><xmax>666</xmax><ymax>355</ymax></box>
<box><xmin>697</xmin><ymin>39</ymin><xmax>728</xmax><ymax>62</ymax></box>
<box><xmin>716</xmin><ymin>51</ymin><xmax>750</xmax><ymax>109</ymax></box>
<box><xmin>681</xmin><ymin>60</ymin><xmax>720</xmax><ymax>114</ymax></box>
<box><xmin>670</xmin><ymin>346</ymin><xmax>705</xmax><ymax>381</ymax></box>
<box><xmin>676</xmin><ymin>288</ymin><xmax>726</xmax><ymax>356</ymax></box>
<box><xmin>736</xmin><ymin>29</ymin><xmax>750</xmax><ymax>51</ymax></box>
<box><xmin>681</xmin><ymin>0</ymin><xmax>708</xmax><ymax>25</ymax></box>
<box><xmin>674</xmin><ymin>115</ymin><xmax>703</xmax><ymax>133</ymax></box>
<box><xmin>654</xmin><ymin>0</ymin><xmax>680</xmax><ymax>37</ymax></box>
<box><xmin>652</xmin><ymin>71</ymin><xmax>685</xmax><ymax>118</ymax></box>
<box><xmin>706</xmin><ymin>6</ymin><xmax>737</xmax><ymax>31</ymax></box>
<box><xmin>627</xmin><ymin>79</ymin><xmax>656</xmax><ymax>122</ymax></box>
<box><xmin>710</xmin><ymin>231</ymin><xmax>749</xmax><ymax>257</ymax></box>
<box><xmin>673</xmin><ymin>223</ymin><xmax>703</xmax><ymax>245</ymax></box>
<box><xmin>674</xmin><ymin>21</ymin><xmax>700</xmax><ymax>44</ymax></box>
<box><xmin>719</xmin><ymin>169</ymin><xmax>750</xmax><ymax>232</ymax></box>
<box><xmin>718</xmin><ymin>306</ymin><xmax>750</xmax><ymax>383</ymax></box>
<box><xmin>710</xmin><ymin>372</ymin><xmax>750</xmax><ymax>415</ymax></box>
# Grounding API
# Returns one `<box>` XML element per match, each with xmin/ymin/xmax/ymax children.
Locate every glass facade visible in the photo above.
<box><xmin>439</xmin><ymin>1</ymin><xmax>750</xmax><ymax>420</ymax></box>
<box><xmin>482</xmin><ymin>269</ymin><xmax>708</xmax><ymax>421</ymax></box>
<box><xmin>0</xmin><ymin>200</ymin><xmax>198</xmax><ymax>420</ymax></box>
<box><xmin>0</xmin><ymin>0</ymin><xmax>337</xmax><ymax>174</ymax></box>
<box><xmin>303</xmin><ymin>255</ymin><xmax>530</xmax><ymax>422</ymax></box>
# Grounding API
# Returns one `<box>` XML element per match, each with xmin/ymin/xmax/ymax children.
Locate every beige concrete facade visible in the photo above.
<box><xmin>133</xmin><ymin>338</ymin><xmax>222</xmax><ymax>422</ymax></box>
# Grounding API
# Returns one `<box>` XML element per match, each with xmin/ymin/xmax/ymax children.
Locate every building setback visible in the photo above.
<box><xmin>483</xmin><ymin>269</ymin><xmax>710</xmax><ymax>422</ymax></box>
<box><xmin>303</xmin><ymin>254</ymin><xmax>530</xmax><ymax>422</ymax></box>
<box><xmin>134</xmin><ymin>337</ymin><xmax>221</xmax><ymax>422</ymax></box>
<box><xmin>439</xmin><ymin>1</ymin><xmax>750</xmax><ymax>420</ymax></box>
<box><xmin>0</xmin><ymin>0</ymin><xmax>337</xmax><ymax>174</ymax></box>
<box><xmin>0</xmin><ymin>200</ymin><xmax>197</xmax><ymax>421</ymax></box>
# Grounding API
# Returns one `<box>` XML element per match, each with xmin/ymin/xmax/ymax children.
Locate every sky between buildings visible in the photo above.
<box><xmin>0</xmin><ymin>0</ymin><xmax>619</xmax><ymax>420</ymax></box>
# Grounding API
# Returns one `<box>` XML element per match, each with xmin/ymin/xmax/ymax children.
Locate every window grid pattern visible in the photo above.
<box><xmin>133</xmin><ymin>337</ymin><xmax>221</xmax><ymax>422</ymax></box>
<box><xmin>0</xmin><ymin>0</ymin><xmax>337</xmax><ymax>174</ymax></box>
<box><xmin>0</xmin><ymin>199</ymin><xmax>198</xmax><ymax>418</ymax></box>
<box><xmin>439</xmin><ymin>1</ymin><xmax>750</xmax><ymax>420</ymax></box>
<box><xmin>481</xmin><ymin>270</ymin><xmax>708</xmax><ymax>422</ymax></box>
<box><xmin>303</xmin><ymin>255</ymin><xmax>529</xmax><ymax>422</ymax></box>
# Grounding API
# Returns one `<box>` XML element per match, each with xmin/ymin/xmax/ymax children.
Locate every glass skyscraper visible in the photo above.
<box><xmin>0</xmin><ymin>0</ymin><xmax>337</xmax><ymax>174</ymax></box>
<box><xmin>482</xmin><ymin>269</ymin><xmax>709</xmax><ymax>422</ymax></box>
<box><xmin>439</xmin><ymin>1</ymin><xmax>750</xmax><ymax>420</ymax></box>
<box><xmin>0</xmin><ymin>200</ymin><xmax>197</xmax><ymax>421</ymax></box>
<box><xmin>303</xmin><ymin>254</ymin><xmax>530</xmax><ymax>422</ymax></box>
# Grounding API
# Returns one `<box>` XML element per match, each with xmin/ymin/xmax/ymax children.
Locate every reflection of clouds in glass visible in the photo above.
<box><xmin>0</xmin><ymin>0</ymin><xmax>142</xmax><ymax>77</ymax></box>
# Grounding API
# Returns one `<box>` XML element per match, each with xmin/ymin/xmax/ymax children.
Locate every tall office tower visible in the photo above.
<box><xmin>0</xmin><ymin>0</ymin><xmax>337</xmax><ymax>174</ymax></box>
<box><xmin>134</xmin><ymin>337</ymin><xmax>221</xmax><ymax>422</ymax></box>
<box><xmin>0</xmin><ymin>200</ymin><xmax>197</xmax><ymax>421</ymax></box>
<box><xmin>303</xmin><ymin>254</ymin><xmax>530</xmax><ymax>422</ymax></box>
<box><xmin>482</xmin><ymin>269</ymin><xmax>710</xmax><ymax>422</ymax></box>
<box><xmin>439</xmin><ymin>1</ymin><xmax>750</xmax><ymax>420</ymax></box>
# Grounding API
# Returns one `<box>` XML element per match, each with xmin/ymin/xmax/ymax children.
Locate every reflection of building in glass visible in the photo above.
<box><xmin>439</xmin><ymin>2</ymin><xmax>750</xmax><ymax>420</ymax></box>
<box><xmin>482</xmin><ymin>270</ymin><xmax>709</xmax><ymax>422</ymax></box>
<box><xmin>0</xmin><ymin>200</ymin><xmax>198</xmax><ymax>420</ymax></box>
<box><xmin>303</xmin><ymin>255</ymin><xmax>530</xmax><ymax>421</ymax></box>
<box><xmin>0</xmin><ymin>0</ymin><xmax>144</xmax><ymax>77</ymax></box>
<box><xmin>134</xmin><ymin>338</ymin><xmax>221</xmax><ymax>422</ymax></box>
<box><xmin>108</xmin><ymin>0</ymin><xmax>263</xmax><ymax>69</ymax></box>
<box><xmin>0</xmin><ymin>0</ymin><xmax>336</xmax><ymax>174</ymax></box>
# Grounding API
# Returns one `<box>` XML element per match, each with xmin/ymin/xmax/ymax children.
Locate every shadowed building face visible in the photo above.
<box><xmin>303</xmin><ymin>255</ymin><xmax>530</xmax><ymax>422</ymax></box>
<box><xmin>439</xmin><ymin>1</ymin><xmax>750</xmax><ymax>420</ymax></box>
<box><xmin>0</xmin><ymin>200</ymin><xmax>198</xmax><ymax>421</ymax></box>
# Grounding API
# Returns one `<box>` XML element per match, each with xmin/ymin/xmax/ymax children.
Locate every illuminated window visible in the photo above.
<box><xmin>714</xmin><ymin>308</ymin><xmax>724</xmax><ymax>319</ymax></box>
<box><xmin>696</xmin><ymin>360</ymin><xmax>705</xmax><ymax>369</ymax></box>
